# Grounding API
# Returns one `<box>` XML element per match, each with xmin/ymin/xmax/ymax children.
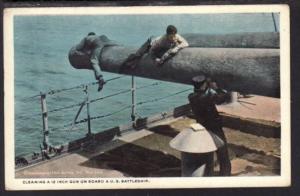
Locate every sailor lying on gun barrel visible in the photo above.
<box><xmin>75</xmin><ymin>32</ymin><xmax>118</xmax><ymax>91</ymax></box>
<box><xmin>120</xmin><ymin>25</ymin><xmax>189</xmax><ymax>72</ymax></box>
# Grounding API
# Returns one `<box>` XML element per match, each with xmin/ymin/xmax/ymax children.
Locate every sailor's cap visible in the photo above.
<box><xmin>192</xmin><ymin>75</ymin><xmax>206</xmax><ymax>87</ymax></box>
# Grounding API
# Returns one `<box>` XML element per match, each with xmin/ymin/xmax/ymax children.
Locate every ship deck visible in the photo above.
<box><xmin>15</xmin><ymin>95</ymin><xmax>280</xmax><ymax>178</ymax></box>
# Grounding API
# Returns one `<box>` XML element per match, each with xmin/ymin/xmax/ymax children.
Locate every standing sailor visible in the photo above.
<box><xmin>188</xmin><ymin>75</ymin><xmax>232</xmax><ymax>176</ymax></box>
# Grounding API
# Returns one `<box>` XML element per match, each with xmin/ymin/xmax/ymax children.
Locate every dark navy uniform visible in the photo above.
<box><xmin>188</xmin><ymin>76</ymin><xmax>231</xmax><ymax>176</ymax></box>
<box><xmin>188</xmin><ymin>88</ymin><xmax>226</xmax><ymax>134</ymax></box>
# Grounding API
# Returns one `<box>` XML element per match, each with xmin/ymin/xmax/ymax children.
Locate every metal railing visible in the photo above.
<box><xmin>18</xmin><ymin>75</ymin><xmax>192</xmax><ymax>160</ymax></box>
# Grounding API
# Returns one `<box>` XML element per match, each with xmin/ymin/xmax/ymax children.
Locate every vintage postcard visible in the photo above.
<box><xmin>4</xmin><ymin>5</ymin><xmax>290</xmax><ymax>190</ymax></box>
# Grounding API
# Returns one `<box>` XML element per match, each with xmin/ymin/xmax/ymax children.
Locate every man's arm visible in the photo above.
<box><xmin>90</xmin><ymin>48</ymin><xmax>102</xmax><ymax>79</ymax></box>
<box><xmin>90</xmin><ymin>48</ymin><xmax>105</xmax><ymax>91</ymax></box>
<box><xmin>204</xmin><ymin>78</ymin><xmax>229</xmax><ymax>104</ymax></box>
<box><xmin>208</xmin><ymin>87</ymin><xmax>230</xmax><ymax>105</ymax></box>
<box><xmin>175</xmin><ymin>34</ymin><xmax>189</xmax><ymax>49</ymax></box>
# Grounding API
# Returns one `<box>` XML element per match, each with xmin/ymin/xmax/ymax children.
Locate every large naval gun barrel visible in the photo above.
<box><xmin>185</xmin><ymin>32</ymin><xmax>279</xmax><ymax>48</ymax></box>
<box><xmin>69</xmin><ymin>32</ymin><xmax>280</xmax><ymax>97</ymax></box>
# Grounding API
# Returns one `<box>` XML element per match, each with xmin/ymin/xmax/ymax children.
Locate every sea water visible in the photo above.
<box><xmin>14</xmin><ymin>13</ymin><xmax>278</xmax><ymax>156</ymax></box>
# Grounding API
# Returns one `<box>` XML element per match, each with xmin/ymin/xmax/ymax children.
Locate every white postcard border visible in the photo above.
<box><xmin>4</xmin><ymin>4</ymin><xmax>290</xmax><ymax>190</ymax></box>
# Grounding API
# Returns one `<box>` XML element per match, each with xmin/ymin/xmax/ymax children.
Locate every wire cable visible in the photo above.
<box><xmin>19</xmin><ymin>81</ymin><xmax>162</xmax><ymax>119</ymax></box>
<box><xmin>136</xmin><ymin>88</ymin><xmax>192</xmax><ymax>106</ymax></box>
<box><xmin>49</xmin><ymin>105</ymin><xmax>132</xmax><ymax>132</ymax></box>
<box><xmin>49</xmin><ymin>88</ymin><xmax>192</xmax><ymax>132</ymax></box>
<box><xmin>90</xmin><ymin>81</ymin><xmax>161</xmax><ymax>104</ymax></box>
<box><xmin>21</xmin><ymin>76</ymin><xmax>126</xmax><ymax>101</ymax></box>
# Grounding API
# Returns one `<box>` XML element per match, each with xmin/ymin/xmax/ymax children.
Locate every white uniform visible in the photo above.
<box><xmin>150</xmin><ymin>34</ymin><xmax>189</xmax><ymax>61</ymax></box>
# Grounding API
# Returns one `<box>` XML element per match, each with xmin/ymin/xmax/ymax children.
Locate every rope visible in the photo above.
<box><xmin>21</xmin><ymin>76</ymin><xmax>126</xmax><ymax>101</ymax></box>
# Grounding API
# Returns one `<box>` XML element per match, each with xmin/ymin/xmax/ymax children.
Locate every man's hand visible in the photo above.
<box><xmin>157</xmin><ymin>48</ymin><xmax>179</xmax><ymax>66</ymax></box>
<box><xmin>96</xmin><ymin>75</ymin><xmax>105</xmax><ymax>92</ymax></box>
<box><xmin>208</xmin><ymin>81</ymin><xmax>218</xmax><ymax>90</ymax></box>
<box><xmin>155</xmin><ymin>58</ymin><xmax>164</xmax><ymax>66</ymax></box>
<box><xmin>170</xmin><ymin>47</ymin><xmax>179</xmax><ymax>54</ymax></box>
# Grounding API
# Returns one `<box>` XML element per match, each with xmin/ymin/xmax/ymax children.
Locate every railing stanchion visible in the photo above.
<box><xmin>84</xmin><ymin>85</ymin><xmax>92</xmax><ymax>136</ymax></box>
<box><xmin>131</xmin><ymin>76</ymin><xmax>136</xmax><ymax>122</ymax></box>
<box><xmin>40</xmin><ymin>92</ymin><xmax>49</xmax><ymax>148</ymax></box>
